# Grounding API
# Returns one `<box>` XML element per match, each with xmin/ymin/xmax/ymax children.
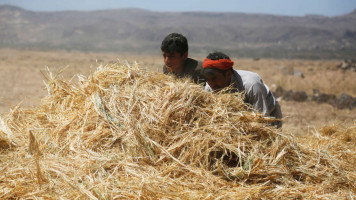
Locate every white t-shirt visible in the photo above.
<box><xmin>205</xmin><ymin>69</ymin><xmax>282</xmax><ymax>120</ymax></box>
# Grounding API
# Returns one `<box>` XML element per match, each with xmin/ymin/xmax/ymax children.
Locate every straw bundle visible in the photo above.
<box><xmin>0</xmin><ymin>62</ymin><xmax>355</xmax><ymax>199</ymax></box>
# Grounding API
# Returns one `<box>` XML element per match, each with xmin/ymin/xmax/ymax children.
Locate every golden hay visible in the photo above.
<box><xmin>0</xmin><ymin>62</ymin><xmax>355</xmax><ymax>199</ymax></box>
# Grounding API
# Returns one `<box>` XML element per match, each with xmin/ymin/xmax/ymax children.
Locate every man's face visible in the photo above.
<box><xmin>205</xmin><ymin>70</ymin><xmax>232</xmax><ymax>91</ymax></box>
<box><xmin>162</xmin><ymin>51</ymin><xmax>188</xmax><ymax>73</ymax></box>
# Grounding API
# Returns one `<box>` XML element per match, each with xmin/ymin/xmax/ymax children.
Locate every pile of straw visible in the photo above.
<box><xmin>0</xmin><ymin>62</ymin><xmax>355</xmax><ymax>199</ymax></box>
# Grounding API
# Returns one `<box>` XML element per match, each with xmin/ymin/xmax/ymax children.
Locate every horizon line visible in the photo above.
<box><xmin>0</xmin><ymin>3</ymin><xmax>355</xmax><ymax>17</ymax></box>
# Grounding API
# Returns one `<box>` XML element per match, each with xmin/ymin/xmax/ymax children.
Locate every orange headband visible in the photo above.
<box><xmin>203</xmin><ymin>58</ymin><xmax>234</xmax><ymax>70</ymax></box>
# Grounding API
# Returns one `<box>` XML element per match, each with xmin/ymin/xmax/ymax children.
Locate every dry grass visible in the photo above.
<box><xmin>0</xmin><ymin>49</ymin><xmax>162</xmax><ymax>113</ymax></box>
<box><xmin>0</xmin><ymin>62</ymin><xmax>355</xmax><ymax>199</ymax></box>
<box><xmin>2</xmin><ymin>49</ymin><xmax>355</xmax><ymax>132</ymax></box>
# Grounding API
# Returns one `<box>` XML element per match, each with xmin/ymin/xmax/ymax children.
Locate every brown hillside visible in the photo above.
<box><xmin>0</xmin><ymin>5</ymin><xmax>355</xmax><ymax>58</ymax></box>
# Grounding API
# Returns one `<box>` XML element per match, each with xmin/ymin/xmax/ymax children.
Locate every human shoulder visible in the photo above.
<box><xmin>233</xmin><ymin>70</ymin><xmax>266</xmax><ymax>96</ymax></box>
<box><xmin>184</xmin><ymin>58</ymin><xmax>201</xmax><ymax>71</ymax></box>
<box><xmin>235</xmin><ymin>70</ymin><xmax>262</xmax><ymax>79</ymax></box>
<box><xmin>184</xmin><ymin>58</ymin><xmax>206</xmax><ymax>84</ymax></box>
<box><xmin>235</xmin><ymin>70</ymin><xmax>263</xmax><ymax>88</ymax></box>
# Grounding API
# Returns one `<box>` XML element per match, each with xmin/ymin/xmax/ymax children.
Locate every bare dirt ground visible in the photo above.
<box><xmin>0</xmin><ymin>49</ymin><xmax>355</xmax><ymax>135</ymax></box>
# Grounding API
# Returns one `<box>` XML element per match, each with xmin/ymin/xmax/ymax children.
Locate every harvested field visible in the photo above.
<box><xmin>0</xmin><ymin>60</ymin><xmax>355</xmax><ymax>199</ymax></box>
<box><xmin>1</xmin><ymin>49</ymin><xmax>355</xmax><ymax>134</ymax></box>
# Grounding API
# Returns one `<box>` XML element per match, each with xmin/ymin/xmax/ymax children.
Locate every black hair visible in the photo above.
<box><xmin>203</xmin><ymin>51</ymin><xmax>232</xmax><ymax>77</ymax></box>
<box><xmin>161</xmin><ymin>33</ymin><xmax>188</xmax><ymax>55</ymax></box>
<box><xmin>206</xmin><ymin>51</ymin><xmax>230</xmax><ymax>60</ymax></box>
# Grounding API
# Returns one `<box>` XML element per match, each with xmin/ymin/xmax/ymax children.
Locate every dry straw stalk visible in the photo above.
<box><xmin>0</xmin><ymin>62</ymin><xmax>355</xmax><ymax>199</ymax></box>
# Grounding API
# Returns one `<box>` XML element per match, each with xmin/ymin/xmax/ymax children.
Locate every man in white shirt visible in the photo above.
<box><xmin>203</xmin><ymin>52</ymin><xmax>282</xmax><ymax>128</ymax></box>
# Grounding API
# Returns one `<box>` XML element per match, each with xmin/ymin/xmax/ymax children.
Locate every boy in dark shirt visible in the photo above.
<box><xmin>161</xmin><ymin>33</ymin><xmax>205</xmax><ymax>84</ymax></box>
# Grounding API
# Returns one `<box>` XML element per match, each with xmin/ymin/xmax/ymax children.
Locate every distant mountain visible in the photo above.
<box><xmin>345</xmin><ymin>8</ymin><xmax>356</xmax><ymax>17</ymax></box>
<box><xmin>1</xmin><ymin>5</ymin><xmax>355</xmax><ymax>58</ymax></box>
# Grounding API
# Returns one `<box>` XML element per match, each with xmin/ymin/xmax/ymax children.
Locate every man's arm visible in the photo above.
<box><xmin>247</xmin><ymin>83</ymin><xmax>273</xmax><ymax>116</ymax></box>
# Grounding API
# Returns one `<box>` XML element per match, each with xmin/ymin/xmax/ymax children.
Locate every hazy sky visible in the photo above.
<box><xmin>1</xmin><ymin>0</ymin><xmax>356</xmax><ymax>16</ymax></box>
